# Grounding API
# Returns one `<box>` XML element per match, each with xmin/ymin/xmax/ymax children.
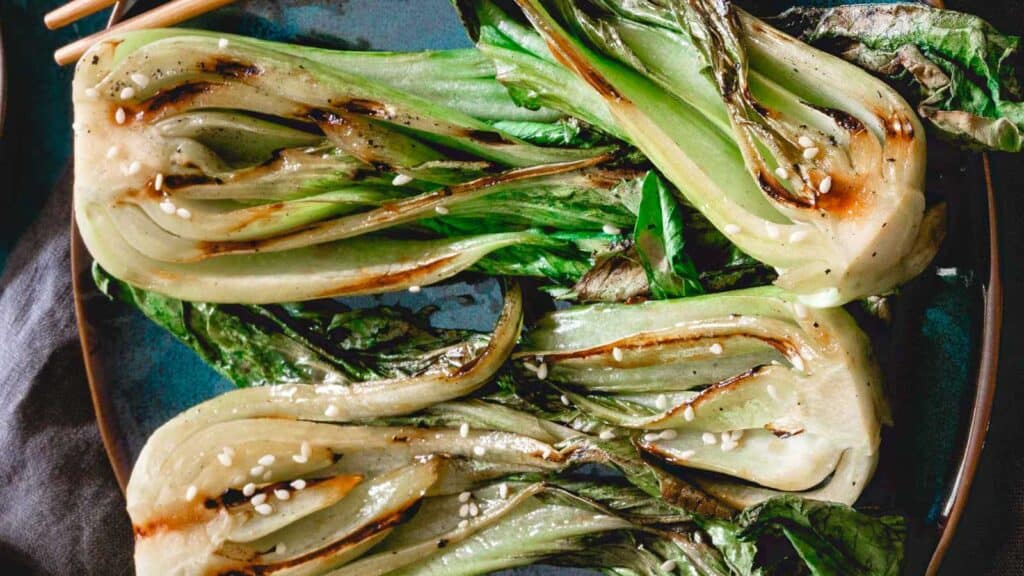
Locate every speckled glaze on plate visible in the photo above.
<box><xmin>70</xmin><ymin>1</ymin><xmax>1001</xmax><ymax>575</ymax></box>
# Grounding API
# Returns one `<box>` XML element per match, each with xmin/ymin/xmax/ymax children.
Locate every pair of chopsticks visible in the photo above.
<box><xmin>47</xmin><ymin>0</ymin><xmax>237</xmax><ymax>66</ymax></box>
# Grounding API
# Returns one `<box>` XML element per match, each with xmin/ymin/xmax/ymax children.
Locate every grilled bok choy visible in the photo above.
<box><xmin>456</xmin><ymin>0</ymin><xmax>946</xmax><ymax>306</ymax></box>
<box><xmin>73</xmin><ymin>30</ymin><xmax>656</xmax><ymax>303</ymax></box>
<box><xmin>129</xmin><ymin>381</ymin><xmax>904</xmax><ymax>576</ymax></box>
<box><xmin>515</xmin><ymin>286</ymin><xmax>887</xmax><ymax>508</ymax></box>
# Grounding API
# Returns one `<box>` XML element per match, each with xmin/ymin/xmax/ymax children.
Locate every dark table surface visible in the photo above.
<box><xmin>0</xmin><ymin>1</ymin><xmax>1022</xmax><ymax>575</ymax></box>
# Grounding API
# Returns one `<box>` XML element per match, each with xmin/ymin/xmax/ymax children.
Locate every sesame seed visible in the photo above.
<box><xmin>217</xmin><ymin>452</ymin><xmax>233</xmax><ymax>467</ymax></box>
<box><xmin>254</xmin><ymin>503</ymin><xmax>274</xmax><ymax>515</ymax></box>
<box><xmin>85</xmin><ymin>88</ymin><xmax>98</xmax><ymax>99</ymax></box>
<box><xmin>764</xmin><ymin>223</ymin><xmax>780</xmax><ymax>239</ymax></box>
<box><xmin>469</xmin><ymin>503</ymin><xmax>480</xmax><ymax>516</ymax></box>
<box><xmin>176</xmin><ymin>207</ymin><xmax>192</xmax><ymax>219</ymax></box>
<box><xmin>891</xmin><ymin>119</ymin><xmax>902</xmax><ymax>133</ymax></box>
<box><xmin>154</xmin><ymin>173</ymin><xmax>164</xmax><ymax>191</ymax></box>
<box><xmin>130</xmin><ymin>73</ymin><xmax>149</xmax><ymax>89</ymax></box>
<box><xmin>459</xmin><ymin>504</ymin><xmax>470</xmax><ymax>517</ymax></box>
<box><xmin>106</xmin><ymin>145</ymin><xmax>120</xmax><ymax>159</ymax></box>
<box><xmin>120</xmin><ymin>86</ymin><xmax>135</xmax><ymax>100</ymax></box>
<box><xmin>791</xmin><ymin>354</ymin><xmax>806</xmax><ymax>372</ymax></box>
<box><xmin>723</xmin><ymin>223</ymin><xmax>741</xmax><ymax>235</ymax></box>
<box><xmin>936</xmin><ymin>267</ymin><xmax>958</xmax><ymax>277</ymax></box>
<box><xmin>541</xmin><ymin>447</ymin><xmax>552</xmax><ymax>458</ymax></box>
<box><xmin>458</xmin><ymin>519</ymin><xmax>469</xmax><ymax>529</ymax></box>
<box><xmin>290</xmin><ymin>479</ymin><xmax>307</xmax><ymax>491</ymax></box>
<box><xmin>702</xmin><ymin>432</ymin><xmax>717</xmax><ymax>445</ymax></box>
<box><xmin>693</xmin><ymin>531</ymin><xmax>704</xmax><ymax>544</ymax></box>
<box><xmin>218</xmin><ymin>38</ymin><xmax>230</xmax><ymax>49</ymax></box>
<box><xmin>292</xmin><ymin>454</ymin><xmax>308</xmax><ymax>464</ymax></box>
<box><xmin>459</xmin><ymin>423</ymin><xmax>470</xmax><ymax>438</ymax></box>
<box><xmin>720</xmin><ymin>431</ymin><xmax>732</xmax><ymax>444</ymax></box>
<box><xmin>819</xmin><ymin>176</ymin><xmax>833</xmax><ymax>194</ymax></box>
<box><xmin>655</xmin><ymin>394</ymin><xmax>668</xmax><ymax>411</ymax></box>
<box><xmin>324</xmin><ymin>404</ymin><xmax>339</xmax><ymax>417</ymax></box>
<box><xmin>301</xmin><ymin>442</ymin><xmax>311</xmax><ymax>457</ymax></box>
<box><xmin>274</xmin><ymin>489</ymin><xmax>290</xmax><ymax>501</ymax></box>
<box><xmin>766</xmin><ymin>384</ymin><xmax>779</xmax><ymax>401</ymax></box>
<box><xmin>72</xmin><ymin>121</ymin><xmax>82</xmax><ymax>133</ymax></box>
<box><xmin>459</xmin><ymin>491</ymin><xmax>472</xmax><ymax>503</ymax></box>
<box><xmin>258</xmin><ymin>454</ymin><xmax>276</xmax><ymax>467</ymax></box>
<box><xmin>802</xmin><ymin>147</ymin><xmax>819</xmax><ymax>160</ymax></box>
<box><xmin>721</xmin><ymin>440</ymin><xmax>737</xmax><ymax>452</ymax></box>
<box><xmin>659</xmin><ymin>429</ymin><xmax>678</xmax><ymax>440</ymax></box>
<box><xmin>243</xmin><ymin>483</ymin><xmax>257</xmax><ymax>497</ymax></box>
<box><xmin>602</xmin><ymin>223</ymin><xmax>621</xmax><ymax>235</ymax></box>
<box><xmin>185</xmin><ymin>485</ymin><xmax>198</xmax><ymax>501</ymax></box>
<box><xmin>408</xmin><ymin>285</ymin><xmax>421</xmax><ymax>293</ymax></box>
<box><xmin>435</xmin><ymin>205</ymin><xmax>449</xmax><ymax>215</ymax></box>
<box><xmin>537</xmin><ymin>363</ymin><xmax>548</xmax><ymax>380</ymax></box>
<box><xmin>560</xmin><ymin>394</ymin><xmax>570</xmax><ymax>406</ymax></box>
<box><xmin>709</xmin><ymin>343</ymin><xmax>723</xmax><ymax>355</ymax></box>
<box><xmin>126</xmin><ymin>161</ymin><xmax>141</xmax><ymax>176</ymax></box>
<box><xmin>774</xmin><ymin>167</ymin><xmax>789</xmax><ymax>180</ymax></box>
<box><xmin>798</xmin><ymin>135</ymin><xmax>814</xmax><ymax>148</ymax></box>
<box><xmin>250</xmin><ymin>465</ymin><xmax>265</xmax><ymax>477</ymax></box>
<box><xmin>612</xmin><ymin>347</ymin><xmax>624</xmax><ymax>362</ymax></box>
<box><xmin>275</xmin><ymin>542</ymin><xmax>287</xmax><ymax>555</ymax></box>
<box><xmin>251</xmin><ymin>493</ymin><xmax>268</xmax><ymax>506</ymax></box>
<box><xmin>660</xmin><ymin>560</ymin><xmax>678</xmax><ymax>572</ymax></box>
<box><xmin>472</xmin><ymin>445</ymin><xmax>487</xmax><ymax>456</ymax></box>
<box><xmin>683</xmin><ymin>405</ymin><xmax>695</xmax><ymax>422</ymax></box>
<box><xmin>599</xmin><ymin>429</ymin><xmax>616</xmax><ymax>441</ymax></box>
<box><xmin>391</xmin><ymin>173</ymin><xmax>413</xmax><ymax>186</ymax></box>
<box><xmin>643</xmin><ymin>432</ymin><xmax>661</xmax><ymax>442</ymax></box>
<box><xmin>115</xmin><ymin>107</ymin><xmax>126</xmax><ymax>124</ymax></box>
<box><xmin>499</xmin><ymin>483</ymin><xmax>509</xmax><ymax>499</ymax></box>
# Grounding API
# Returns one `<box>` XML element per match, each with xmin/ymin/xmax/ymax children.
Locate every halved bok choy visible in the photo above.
<box><xmin>456</xmin><ymin>0</ymin><xmax>946</xmax><ymax>306</ymax></box>
<box><xmin>515</xmin><ymin>286</ymin><xmax>887</xmax><ymax>508</ymax></box>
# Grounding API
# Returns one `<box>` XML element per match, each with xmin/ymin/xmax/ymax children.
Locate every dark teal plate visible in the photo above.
<box><xmin>71</xmin><ymin>1</ymin><xmax>1001</xmax><ymax>575</ymax></box>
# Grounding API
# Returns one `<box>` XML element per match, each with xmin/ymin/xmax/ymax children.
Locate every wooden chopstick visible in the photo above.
<box><xmin>45</xmin><ymin>0</ymin><xmax>119</xmax><ymax>30</ymax></box>
<box><xmin>54</xmin><ymin>0</ymin><xmax>238</xmax><ymax>66</ymax></box>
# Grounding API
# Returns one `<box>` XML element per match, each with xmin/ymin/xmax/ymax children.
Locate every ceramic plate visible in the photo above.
<box><xmin>71</xmin><ymin>1</ymin><xmax>1002</xmax><ymax>574</ymax></box>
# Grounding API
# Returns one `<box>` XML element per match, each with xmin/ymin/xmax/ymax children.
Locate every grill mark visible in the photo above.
<box><xmin>757</xmin><ymin>169</ymin><xmax>813</xmax><ymax>209</ymax></box>
<box><xmin>145</xmin><ymin>81</ymin><xmax>215</xmax><ymax>113</ymax></box>
<box><xmin>521</xmin><ymin>332</ymin><xmax>797</xmax><ymax>365</ymax></box>
<box><xmin>765</xmin><ymin>423</ymin><xmax>805</xmax><ymax>439</ymax></box>
<box><xmin>212</xmin><ymin>59</ymin><xmax>263</xmax><ymax>79</ymax></box>
<box><xmin>805</xmin><ymin>103</ymin><xmax>865</xmax><ymax>133</ymax></box>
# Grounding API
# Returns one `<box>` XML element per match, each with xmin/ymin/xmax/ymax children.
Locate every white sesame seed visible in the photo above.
<box><xmin>154</xmin><ymin>173</ymin><xmax>164</xmax><ymax>191</ymax></box>
<box><xmin>891</xmin><ymin>119</ymin><xmax>902</xmax><ymax>133</ymax></box>
<box><xmin>798</xmin><ymin>135</ymin><xmax>814</xmax><ymax>148</ymax></box>
<box><xmin>723</xmin><ymin>223</ymin><xmax>741</xmax><ymax>235</ymax></box>
<box><xmin>126</xmin><ymin>161</ymin><xmax>141</xmax><ymax>176</ymax></box>
<box><xmin>472</xmin><ymin>445</ymin><xmax>487</xmax><ymax>457</ymax></box>
<box><xmin>115</xmin><ymin>107</ymin><xmax>126</xmax><ymax>124</ymax></box>
<box><xmin>218</xmin><ymin>38</ymin><xmax>230</xmax><ymax>49</ymax></box>
<box><xmin>290</xmin><ymin>479</ymin><xmax>307</xmax><ymax>491</ymax></box>
<box><xmin>702</xmin><ymin>432</ymin><xmax>717</xmax><ymax>445</ymax></box>
<box><xmin>560</xmin><ymin>394</ymin><xmax>570</xmax><ymax>406</ymax></box>
<box><xmin>602</xmin><ymin>223</ymin><xmax>621</xmax><ymax>235</ymax></box>
<box><xmin>788</xmin><ymin>229</ymin><xmax>809</xmax><ymax>243</ymax></box>
<box><xmin>274</xmin><ymin>489</ymin><xmax>291</xmax><ymax>501</ymax></box>
<box><xmin>251</xmin><ymin>493</ymin><xmax>268</xmax><ymax>506</ymax></box>
<box><xmin>106</xmin><ymin>145</ymin><xmax>120</xmax><ymax>159</ymax></box>
<box><xmin>258</xmin><ymin>454</ymin><xmax>276</xmax><ymax>467</ymax></box>
<box><xmin>721</xmin><ymin>440</ymin><xmax>737</xmax><ymax>452</ymax></box>
<box><xmin>292</xmin><ymin>454</ymin><xmax>308</xmax><ymax>464</ymax></box>
<box><xmin>255</xmin><ymin>503</ymin><xmax>274</xmax><ymax>515</ymax></box>
<box><xmin>611</xmin><ymin>347</ymin><xmax>624</xmax><ymax>362</ymax></box>
<box><xmin>185</xmin><ymin>485</ymin><xmax>198</xmax><ymax>501</ymax></box>
<box><xmin>659</xmin><ymin>429</ymin><xmax>678</xmax><ymax>440</ymax></box>
<box><xmin>459</xmin><ymin>491</ymin><xmax>472</xmax><ymax>503</ymax></box>
<box><xmin>766</xmin><ymin>384</ymin><xmax>779</xmax><ymax>401</ymax></box>
<box><xmin>458</xmin><ymin>519</ymin><xmax>469</xmax><ymax>529</ymax></box>
<box><xmin>459</xmin><ymin>422</ymin><xmax>470</xmax><ymax>438</ymax></box>
<box><xmin>936</xmin><ymin>267</ymin><xmax>958</xmax><ymax>277</ymax></box>
<box><xmin>819</xmin><ymin>176</ymin><xmax>833</xmax><ymax>194</ymax></box>
<box><xmin>709</xmin><ymin>343</ymin><xmax>723</xmax><ymax>355</ymax></box>
<box><xmin>243</xmin><ymin>483</ymin><xmax>257</xmax><ymax>497</ymax></box>
<box><xmin>217</xmin><ymin>452</ymin><xmax>233</xmax><ymax>467</ymax></box>
<box><xmin>324</xmin><ymin>404</ymin><xmax>339</xmax><ymax>417</ymax></box>
<box><xmin>693</xmin><ymin>531</ymin><xmax>704</xmax><ymax>544</ymax></box>
<box><xmin>176</xmin><ymin>207</ymin><xmax>192</xmax><ymax>219</ymax></box>
<box><xmin>275</xmin><ymin>542</ymin><xmax>287</xmax><ymax>555</ymax></box>
<box><xmin>130</xmin><ymin>73</ymin><xmax>149</xmax><ymax>89</ymax></box>
<box><xmin>408</xmin><ymin>285</ymin><xmax>421</xmax><ymax>293</ymax></box>
<box><xmin>802</xmin><ymin>147</ymin><xmax>820</xmax><ymax>160</ymax></box>
<box><xmin>541</xmin><ymin>447</ymin><xmax>552</xmax><ymax>458</ymax></box>
<box><xmin>599</xmin><ymin>429</ymin><xmax>616</xmax><ymax>441</ymax></box>
<box><xmin>159</xmin><ymin>201</ymin><xmax>177</xmax><ymax>217</ymax></box>
<box><xmin>435</xmin><ymin>205</ymin><xmax>449</xmax><ymax>215</ymax></box>
<box><xmin>72</xmin><ymin>121</ymin><xmax>82</xmax><ymax>133</ymax></box>
<box><xmin>120</xmin><ymin>86</ymin><xmax>135</xmax><ymax>100</ymax></box>
<box><xmin>498</xmin><ymin>483</ymin><xmax>509</xmax><ymax>499</ymax></box>
<box><xmin>250</xmin><ymin>465</ymin><xmax>265</xmax><ymax>477</ymax></box>
<box><xmin>643</xmin><ymin>432</ymin><xmax>661</xmax><ymax>442</ymax></box>
<box><xmin>683</xmin><ymin>405</ymin><xmax>695</xmax><ymax>422</ymax></box>
<box><xmin>721</xmin><ymin>432</ymin><xmax>732</xmax><ymax>444</ymax></box>
<box><xmin>774</xmin><ymin>166</ymin><xmax>789</xmax><ymax>180</ymax></box>
<box><xmin>469</xmin><ymin>502</ymin><xmax>480</xmax><ymax>516</ymax></box>
<box><xmin>661</xmin><ymin>559</ymin><xmax>678</xmax><ymax>572</ymax></box>
<box><xmin>459</xmin><ymin>503</ymin><xmax>470</xmax><ymax>517</ymax></box>
<box><xmin>791</xmin><ymin>354</ymin><xmax>806</xmax><ymax>372</ymax></box>
<box><xmin>764</xmin><ymin>223</ymin><xmax>780</xmax><ymax>239</ymax></box>
<box><xmin>391</xmin><ymin>173</ymin><xmax>413</xmax><ymax>186</ymax></box>
<box><xmin>85</xmin><ymin>88</ymin><xmax>98</xmax><ymax>99</ymax></box>
<box><xmin>655</xmin><ymin>394</ymin><xmax>668</xmax><ymax>411</ymax></box>
<box><xmin>536</xmin><ymin>362</ymin><xmax>549</xmax><ymax>380</ymax></box>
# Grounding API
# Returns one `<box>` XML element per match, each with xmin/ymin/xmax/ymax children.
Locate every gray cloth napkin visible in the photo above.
<box><xmin>0</xmin><ymin>172</ymin><xmax>132</xmax><ymax>575</ymax></box>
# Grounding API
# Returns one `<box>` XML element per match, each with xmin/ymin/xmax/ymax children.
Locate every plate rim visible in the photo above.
<box><xmin>69</xmin><ymin>3</ymin><xmax>1004</xmax><ymax>572</ymax></box>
